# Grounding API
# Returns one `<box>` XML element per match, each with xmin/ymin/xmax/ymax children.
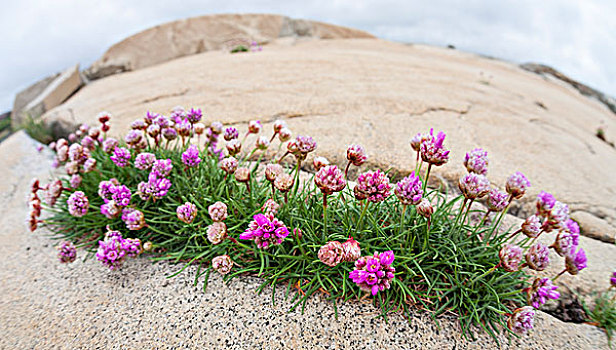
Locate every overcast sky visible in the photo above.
<box><xmin>1</xmin><ymin>0</ymin><xmax>615</xmax><ymax>113</ymax></box>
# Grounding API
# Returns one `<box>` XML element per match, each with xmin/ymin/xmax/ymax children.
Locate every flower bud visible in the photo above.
<box><xmin>207</xmin><ymin>222</ymin><xmax>228</xmax><ymax>245</ymax></box>
<box><xmin>212</xmin><ymin>254</ymin><xmax>234</xmax><ymax>275</ymax></box>
<box><xmin>234</xmin><ymin>167</ymin><xmax>250</xmax><ymax>183</ymax></box>
<box><xmin>341</xmin><ymin>237</ymin><xmax>361</xmax><ymax>262</ymax></box>
<box><xmin>318</xmin><ymin>241</ymin><xmax>344</xmax><ymax>267</ymax></box>
<box><xmin>416</xmin><ymin>198</ymin><xmax>434</xmax><ymax>218</ymax></box>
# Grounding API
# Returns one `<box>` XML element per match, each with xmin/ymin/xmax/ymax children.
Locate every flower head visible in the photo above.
<box><xmin>521</xmin><ymin>215</ymin><xmax>542</xmax><ymax>238</ymax></box>
<box><xmin>226</xmin><ymin>139</ymin><xmax>242</xmax><ymax>156</ymax></box>
<box><xmin>278</xmin><ymin>128</ymin><xmax>292</xmax><ymax>142</ymax></box>
<box><xmin>122</xmin><ymin>208</ymin><xmax>145</xmax><ymax>230</ymax></box>
<box><xmin>234</xmin><ymin>167</ymin><xmax>250</xmax><ymax>183</ymax></box>
<box><xmin>347</xmin><ymin>145</ymin><xmax>367</xmax><ymax>166</ymax></box>
<box><xmin>355</xmin><ymin>170</ymin><xmax>391</xmax><ymax>203</ymax></box>
<box><xmin>416</xmin><ymin>198</ymin><xmax>434</xmax><ymax>218</ymax></box>
<box><xmin>208</xmin><ymin>201</ymin><xmax>228</xmax><ymax>222</ymax></box>
<box><xmin>182</xmin><ymin>145</ymin><xmax>201</xmax><ymax>167</ymax></box>
<box><xmin>261</xmin><ymin>199</ymin><xmax>280</xmax><ymax>216</ymax></box>
<box><xmin>420</xmin><ymin>128</ymin><xmax>450</xmax><ymax>166</ymax></box>
<box><xmin>256</xmin><ymin>136</ymin><xmax>270</xmax><ymax>150</ymax></box>
<box><xmin>507</xmin><ymin>306</ymin><xmax>535</xmax><ymax>335</ymax></box>
<box><xmin>394</xmin><ymin>173</ymin><xmax>423</xmax><ymax>206</ymax></box>
<box><xmin>152</xmin><ymin>159</ymin><xmax>173</xmax><ymax>177</ymax></box>
<box><xmin>248</xmin><ymin>120</ymin><xmax>262</xmax><ymax>134</ymax></box>
<box><xmin>487</xmin><ymin>188</ymin><xmax>509</xmax><ymax>212</ymax></box>
<box><xmin>100</xmin><ymin>200</ymin><xmax>121</xmax><ymax>219</ymax></box>
<box><xmin>239</xmin><ymin>214</ymin><xmax>289</xmax><ymax>249</ymax></box>
<box><xmin>67</xmin><ymin>191</ymin><xmax>89</xmax><ymax>217</ymax></box>
<box><xmin>313</xmin><ymin>156</ymin><xmax>329</xmax><ymax>171</ymax></box>
<box><xmin>611</xmin><ymin>271</ymin><xmax>616</xmax><ymax>287</ymax></box>
<box><xmin>410</xmin><ymin>133</ymin><xmax>422</xmax><ymax>152</ymax></box>
<box><xmin>177</xmin><ymin>202</ymin><xmax>197</xmax><ymax>224</ymax></box>
<box><xmin>224</xmin><ymin>127</ymin><xmax>239</xmax><ymax>141</ymax></box>
<box><xmin>546</xmin><ymin>201</ymin><xmax>569</xmax><ymax>231</ymax></box>
<box><xmin>295</xmin><ymin>135</ymin><xmax>317</xmax><ymax>155</ymax></box>
<box><xmin>273</xmin><ymin>120</ymin><xmax>286</xmax><ymax>133</ymax></box>
<box><xmin>458</xmin><ymin>173</ymin><xmax>490</xmax><ymax>200</ymax></box>
<box><xmin>70</xmin><ymin>174</ymin><xmax>82</xmax><ymax>189</ymax></box>
<box><xmin>341</xmin><ymin>237</ymin><xmax>361</xmax><ymax>262</ymax></box>
<box><xmin>499</xmin><ymin>244</ymin><xmax>523</xmax><ymax>272</ymax></box>
<box><xmin>527</xmin><ymin>277</ymin><xmax>560</xmax><ymax>308</ymax></box>
<box><xmin>135</xmin><ymin>152</ymin><xmax>156</xmax><ymax>170</ymax></box>
<box><xmin>318</xmin><ymin>241</ymin><xmax>344</xmax><ymax>267</ymax></box>
<box><xmin>96</xmin><ymin>230</ymin><xmax>127</xmax><ymax>270</ymax></box>
<box><xmin>111</xmin><ymin>184</ymin><xmax>131</xmax><ymax>207</ymax></box>
<box><xmin>274</xmin><ymin>173</ymin><xmax>294</xmax><ymax>193</ymax></box>
<box><xmin>464</xmin><ymin>148</ymin><xmax>489</xmax><ymax>175</ymax></box>
<box><xmin>187</xmin><ymin>108</ymin><xmax>202</xmax><ymax>123</ymax></box>
<box><xmin>162</xmin><ymin>127</ymin><xmax>178</xmax><ymax>141</ymax></box>
<box><xmin>57</xmin><ymin>241</ymin><xmax>77</xmax><ymax>263</ymax></box>
<box><xmin>349</xmin><ymin>251</ymin><xmax>395</xmax><ymax>296</ymax></box>
<box><xmin>83</xmin><ymin>158</ymin><xmax>97</xmax><ymax>173</ymax></box>
<box><xmin>212</xmin><ymin>255</ymin><xmax>234</xmax><ymax>275</ymax></box>
<box><xmin>552</xmin><ymin>230</ymin><xmax>579</xmax><ymax>257</ymax></box>
<box><xmin>525</xmin><ymin>243</ymin><xmax>550</xmax><ymax>271</ymax></box>
<box><xmin>505</xmin><ymin>172</ymin><xmax>530</xmax><ymax>200</ymax></box>
<box><xmin>565</xmin><ymin>247</ymin><xmax>587</xmax><ymax>275</ymax></box>
<box><xmin>207</xmin><ymin>222</ymin><xmax>228</xmax><ymax>244</ymax></box>
<box><xmin>219</xmin><ymin>156</ymin><xmax>238</xmax><ymax>175</ymax></box>
<box><xmin>315</xmin><ymin>165</ymin><xmax>346</xmax><ymax>195</ymax></box>
<box><xmin>110</xmin><ymin>147</ymin><xmax>131</xmax><ymax>168</ymax></box>
<box><xmin>536</xmin><ymin>191</ymin><xmax>555</xmax><ymax>217</ymax></box>
<box><xmin>265</xmin><ymin>164</ymin><xmax>283</xmax><ymax>182</ymax></box>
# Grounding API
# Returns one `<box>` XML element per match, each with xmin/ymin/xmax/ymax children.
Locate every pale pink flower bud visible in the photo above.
<box><xmin>234</xmin><ymin>167</ymin><xmax>250</xmax><ymax>183</ymax></box>
<box><xmin>273</xmin><ymin>120</ymin><xmax>286</xmax><ymax>133</ymax></box>
<box><xmin>274</xmin><ymin>173</ymin><xmax>294</xmax><ymax>193</ymax></box>
<box><xmin>207</xmin><ymin>222</ymin><xmax>228</xmax><ymax>245</ymax></box>
<box><xmin>318</xmin><ymin>241</ymin><xmax>344</xmax><ymax>267</ymax></box>
<box><xmin>265</xmin><ymin>164</ymin><xmax>283</xmax><ymax>182</ymax></box>
<box><xmin>208</xmin><ymin>201</ymin><xmax>228</xmax><ymax>222</ymax></box>
<box><xmin>278</xmin><ymin>128</ymin><xmax>292</xmax><ymax>142</ymax></box>
<box><xmin>313</xmin><ymin>156</ymin><xmax>329</xmax><ymax>171</ymax></box>
<box><xmin>219</xmin><ymin>157</ymin><xmax>238</xmax><ymax>175</ymax></box>
<box><xmin>212</xmin><ymin>254</ymin><xmax>234</xmax><ymax>275</ymax></box>
<box><xmin>194</xmin><ymin>123</ymin><xmax>205</xmax><ymax>135</ymax></box>
<box><xmin>256</xmin><ymin>136</ymin><xmax>270</xmax><ymax>150</ymax></box>
<box><xmin>248</xmin><ymin>120</ymin><xmax>262</xmax><ymax>134</ymax></box>
<box><xmin>499</xmin><ymin>244</ymin><xmax>523</xmax><ymax>272</ymax></box>
<box><xmin>525</xmin><ymin>243</ymin><xmax>550</xmax><ymax>271</ymax></box>
<box><xmin>341</xmin><ymin>237</ymin><xmax>361</xmax><ymax>262</ymax></box>
<box><xmin>261</xmin><ymin>199</ymin><xmax>280</xmax><ymax>216</ymax></box>
<box><xmin>416</xmin><ymin>198</ymin><xmax>433</xmax><ymax>218</ymax></box>
<box><xmin>315</xmin><ymin>165</ymin><xmax>346</xmax><ymax>195</ymax></box>
<box><xmin>226</xmin><ymin>139</ymin><xmax>242</xmax><ymax>156</ymax></box>
<box><xmin>346</xmin><ymin>144</ymin><xmax>367</xmax><ymax>166</ymax></box>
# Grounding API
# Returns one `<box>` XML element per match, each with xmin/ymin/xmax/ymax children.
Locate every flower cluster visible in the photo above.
<box><xmin>67</xmin><ymin>191</ymin><xmax>89</xmax><ymax>217</ymax></box>
<box><xmin>419</xmin><ymin>128</ymin><xmax>450</xmax><ymax>166</ymax></box>
<box><xmin>349</xmin><ymin>251</ymin><xmax>395</xmax><ymax>296</ymax></box>
<box><xmin>57</xmin><ymin>241</ymin><xmax>77</xmax><ymax>263</ymax></box>
<box><xmin>318</xmin><ymin>237</ymin><xmax>361</xmax><ymax>267</ymax></box>
<box><xmin>207</xmin><ymin>201</ymin><xmax>229</xmax><ymax>244</ymax></box>
<box><xmin>394</xmin><ymin>173</ymin><xmax>423</xmax><ymax>206</ymax></box>
<box><xmin>177</xmin><ymin>202</ymin><xmax>197</xmax><ymax>224</ymax></box>
<box><xmin>95</xmin><ymin>229</ymin><xmax>142</xmax><ymax>270</ymax></box>
<box><xmin>239</xmin><ymin>214</ymin><xmax>289</xmax><ymax>249</ymax></box>
<box><xmin>354</xmin><ymin>169</ymin><xmax>391</xmax><ymax>202</ymax></box>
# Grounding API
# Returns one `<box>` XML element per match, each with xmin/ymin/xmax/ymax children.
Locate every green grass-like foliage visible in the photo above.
<box><xmin>584</xmin><ymin>290</ymin><xmax>616</xmax><ymax>346</ymax></box>
<box><xmin>230</xmin><ymin>45</ymin><xmax>249</xmax><ymax>53</ymax></box>
<box><xmin>42</xmin><ymin>133</ymin><xmax>532</xmax><ymax>342</ymax></box>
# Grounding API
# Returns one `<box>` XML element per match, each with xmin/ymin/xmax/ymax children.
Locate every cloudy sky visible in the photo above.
<box><xmin>1</xmin><ymin>0</ymin><xmax>615</xmax><ymax>112</ymax></box>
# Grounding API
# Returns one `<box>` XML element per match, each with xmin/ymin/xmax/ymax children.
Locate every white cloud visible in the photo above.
<box><xmin>1</xmin><ymin>0</ymin><xmax>614</xmax><ymax>112</ymax></box>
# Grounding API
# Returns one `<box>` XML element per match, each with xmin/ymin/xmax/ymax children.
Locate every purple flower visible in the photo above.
<box><xmin>239</xmin><ymin>214</ymin><xmax>289</xmax><ymax>249</ymax></box>
<box><xmin>525</xmin><ymin>243</ymin><xmax>550</xmax><ymax>271</ymax></box>
<box><xmin>121</xmin><ymin>237</ymin><xmax>142</xmax><ymax>257</ymax></box>
<box><xmin>355</xmin><ymin>169</ymin><xmax>391</xmax><ymax>203</ymax></box>
<box><xmin>208</xmin><ymin>201</ymin><xmax>228</xmax><ymax>222</ymax></box>
<box><xmin>57</xmin><ymin>241</ymin><xmax>77</xmax><ymax>263</ymax></box>
<box><xmin>177</xmin><ymin>202</ymin><xmax>197</xmax><ymax>224</ymax></box>
<box><xmin>100</xmin><ymin>200</ymin><xmax>121</xmax><ymax>219</ymax></box>
<box><xmin>110</xmin><ymin>147</ymin><xmax>131</xmax><ymax>168</ymax></box>
<box><xmin>176</xmin><ymin>119</ymin><xmax>192</xmax><ymax>137</ymax></box>
<box><xmin>67</xmin><ymin>191</ymin><xmax>89</xmax><ymax>217</ymax></box>
<box><xmin>552</xmin><ymin>230</ymin><xmax>579</xmax><ymax>257</ymax></box>
<box><xmin>318</xmin><ymin>241</ymin><xmax>344</xmax><ymax>267</ymax></box>
<box><xmin>394</xmin><ymin>173</ymin><xmax>423</xmax><ymax>206</ymax></box>
<box><xmin>420</xmin><ymin>128</ymin><xmax>450</xmax><ymax>166</ymax></box>
<box><xmin>210</xmin><ymin>122</ymin><xmax>223</xmax><ymax>135</ymax></box>
<box><xmin>121</xmin><ymin>208</ymin><xmax>145</xmax><ymax>230</ymax></box>
<box><xmin>295</xmin><ymin>135</ymin><xmax>317</xmax><ymax>154</ymax></box>
<box><xmin>98</xmin><ymin>179</ymin><xmax>119</xmax><ymax>200</ymax></box>
<box><xmin>170</xmin><ymin>106</ymin><xmax>186</xmax><ymax>122</ymax></box>
<box><xmin>315</xmin><ymin>165</ymin><xmax>346</xmax><ymax>195</ymax></box>
<box><xmin>135</xmin><ymin>152</ymin><xmax>156</xmax><ymax>170</ymax></box>
<box><xmin>212</xmin><ymin>255</ymin><xmax>233</xmax><ymax>275</ymax></box>
<box><xmin>527</xmin><ymin>277</ymin><xmax>560</xmax><ymax>308</ymax></box>
<box><xmin>144</xmin><ymin>111</ymin><xmax>159</xmax><ymax>124</ymax></box>
<box><xmin>546</xmin><ymin>201</ymin><xmax>569</xmax><ymax>231</ymax></box>
<box><xmin>521</xmin><ymin>215</ymin><xmax>542</xmax><ymax>238</ymax></box>
<box><xmin>507</xmin><ymin>306</ymin><xmax>535</xmax><ymax>335</ymax></box>
<box><xmin>458</xmin><ymin>173</ymin><xmax>490</xmax><ymax>200</ymax></box>
<box><xmin>141</xmin><ymin>172</ymin><xmax>172</xmax><ymax>200</ymax></box>
<box><xmin>506</xmin><ymin>172</ymin><xmax>530</xmax><ymax>199</ymax></box>
<box><xmin>154</xmin><ymin>115</ymin><xmax>170</xmax><ymax>128</ymax></box>
<box><xmin>224</xmin><ymin>127</ymin><xmax>239</xmax><ymax>141</ymax></box>
<box><xmin>347</xmin><ymin>144</ymin><xmax>367</xmax><ymax>166</ymax></box>
<box><xmin>131</xmin><ymin>119</ymin><xmax>146</xmax><ymax>130</ymax></box>
<box><xmin>565</xmin><ymin>247</ymin><xmax>587</xmax><ymax>275</ymax></box>
<box><xmin>162</xmin><ymin>127</ymin><xmax>177</xmax><ymax>141</ymax></box>
<box><xmin>187</xmin><ymin>108</ymin><xmax>202</xmax><ymax>123</ymax></box>
<box><xmin>126</xmin><ymin>129</ymin><xmax>145</xmax><ymax>145</ymax></box>
<box><xmin>349</xmin><ymin>251</ymin><xmax>395</xmax><ymax>296</ymax></box>
<box><xmin>70</xmin><ymin>174</ymin><xmax>82</xmax><ymax>189</ymax></box>
<box><xmin>611</xmin><ymin>271</ymin><xmax>616</xmax><ymax>287</ymax></box>
<box><xmin>83</xmin><ymin>158</ymin><xmax>97</xmax><ymax>173</ymax></box>
<box><xmin>182</xmin><ymin>145</ymin><xmax>202</xmax><ymax>167</ymax></box>
<box><xmin>68</xmin><ymin>143</ymin><xmax>83</xmax><ymax>162</ymax></box>
<box><xmin>151</xmin><ymin>159</ymin><xmax>173</xmax><ymax>177</ymax></box>
<box><xmin>487</xmin><ymin>188</ymin><xmax>509</xmax><ymax>212</ymax></box>
<box><xmin>536</xmin><ymin>191</ymin><xmax>556</xmax><ymax>217</ymax></box>
<box><xmin>111</xmin><ymin>184</ymin><xmax>131</xmax><ymax>207</ymax></box>
<box><xmin>565</xmin><ymin>219</ymin><xmax>580</xmax><ymax>234</ymax></box>
<box><xmin>499</xmin><ymin>244</ymin><xmax>523</xmax><ymax>272</ymax></box>
<box><xmin>464</xmin><ymin>148</ymin><xmax>489</xmax><ymax>175</ymax></box>
<box><xmin>410</xmin><ymin>133</ymin><xmax>422</xmax><ymax>152</ymax></box>
<box><xmin>95</xmin><ymin>230</ymin><xmax>140</xmax><ymax>270</ymax></box>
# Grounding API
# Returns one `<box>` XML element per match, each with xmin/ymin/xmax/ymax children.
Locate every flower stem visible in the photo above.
<box><xmin>323</xmin><ymin>193</ymin><xmax>328</xmax><ymax>240</ymax></box>
<box><xmin>423</xmin><ymin>164</ymin><xmax>432</xmax><ymax>192</ymax></box>
<box><xmin>344</xmin><ymin>161</ymin><xmax>352</xmax><ymax>179</ymax></box>
<box><xmin>357</xmin><ymin>201</ymin><xmax>369</xmax><ymax>234</ymax></box>
<box><xmin>553</xmin><ymin>269</ymin><xmax>567</xmax><ymax>281</ymax></box>
<box><xmin>398</xmin><ymin>205</ymin><xmax>407</xmax><ymax>236</ymax></box>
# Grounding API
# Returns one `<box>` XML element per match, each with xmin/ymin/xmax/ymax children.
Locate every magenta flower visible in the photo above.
<box><xmin>70</xmin><ymin>174</ymin><xmax>82</xmax><ymax>189</ymax></box>
<box><xmin>565</xmin><ymin>219</ymin><xmax>580</xmax><ymax>234</ymax></box>
<box><xmin>100</xmin><ymin>200</ymin><xmax>120</xmax><ymax>219</ymax></box>
<box><xmin>67</xmin><ymin>191</ymin><xmax>89</xmax><ymax>217</ymax></box>
<box><xmin>121</xmin><ymin>237</ymin><xmax>142</xmax><ymax>257</ymax></box>
<box><xmin>521</xmin><ymin>215</ymin><xmax>542</xmax><ymax>238</ymax></box>
<box><xmin>176</xmin><ymin>119</ymin><xmax>192</xmax><ymax>137</ymax></box>
<box><xmin>394</xmin><ymin>173</ymin><xmax>423</xmax><ymax>206</ymax></box>
<box><xmin>315</xmin><ymin>165</ymin><xmax>346</xmax><ymax>195</ymax></box>
<box><xmin>295</xmin><ymin>135</ymin><xmax>317</xmax><ymax>155</ymax></box>
<box><xmin>552</xmin><ymin>230</ymin><xmax>579</xmax><ymax>257</ymax></box>
<box><xmin>347</xmin><ymin>144</ymin><xmax>367</xmax><ymax>166</ymax></box>
<box><xmin>57</xmin><ymin>241</ymin><xmax>77</xmax><ymax>263</ymax></box>
<box><xmin>131</xmin><ymin>119</ymin><xmax>146</xmax><ymax>130</ymax></box>
<box><xmin>349</xmin><ymin>251</ymin><xmax>396</xmax><ymax>296</ymax></box>
<box><xmin>355</xmin><ymin>170</ymin><xmax>391</xmax><ymax>203</ymax></box>
<box><xmin>611</xmin><ymin>271</ymin><xmax>616</xmax><ymax>287</ymax></box>
<box><xmin>507</xmin><ymin>306</ymin><xmax>535</xmax><ymax>335</ymax></box>
<box><xmin>341</xmin><ymin>237</ymin><xmax>361</xmax><ymax>262</ymax></box>
<box><xmin>420</xmin><ymin>128</ymin><xmax>450</xmax><ymax>166</ymax></box>
<box><xmin>110</xmin><ymin>147</ymin><xmax>131</xmax><ymax>168</ymax></box>
<box><xmin>187</xmin><ymin>108</ymin><xmax>202</xmax><ymax>123</ymax></box>
<box><xmin>135</xmin><ymin>152</ymin><xmax>156</xmax><ymax>170</ymax></box>
<box><xmin>98</xmin><ymin>179</ymin><xmax>119</xmax><ymax>200</ymax></box>
<box><xmin>127</xmin><ymin>129</ymin><xmax>145</xmax><ymax>144</ymax></box>
<box><xmin>208</xmin><ymin>201</ymin><xmax>228</xmax><ymax>222</ymax></box>
<box><xmin>499</xmin><ymin>244</ymin><xmax>523</xmax><ymax>272</ymax></box>
<box><xmin>546</xmin><ymin>201</ymin><xmax>569</xmax><ymax>231</ymax></box>
<box><xmin>239</xmin><ymin>214</ymin><xmax>289</xmax><ymax>249</ymax></box>
<box><xmin>458</xmin><ymin>173</ymin><xmax>490</xmax><ymax>200</ymax></box>
<box><xmin>152</xmin><ymin>159</ymin><xmax>173</xmax><ymax>177</ymax></box>
<box><xmin>111</xmin><ymin>184</ymin><xmax>131</xmax><ymax>207</ymax></box>
<box><xmin>121</xmin><ymin>208</ymin><xmax>145</xmax><ymax>230</ymax></box>
<box><xmin>212</xmin><ymin>255</ymin><xmax>234</xmax><ymax>275</ymax></box>
<box><xmin>525</xmin><ymin>243</ymin><xmax>550</xmax><ymax>271</ymax></box>
<box><xmin>83</xmin><ymin>158</ymin><xmax>97</xmax><ymax>173</ymax></box>
<box><xmin>177</xmin><ymin>202</ymin><xmax>197</xmax><ymax>224</ymax></box>
<box><xmin>527</xmin><ymin>277</ymin><xmax>560</xmax><ymax>308</ymax></box>
<box><xmin>139</xmin><ymin>172</ymin><xmax>172</xmax><ymax>200</ymax></box>
<box><xmin>182</xmin><ymin>145</ymin><xmax>202</xmax><ymax>167</ymax></box>
<box><xmin>565</xmin><ymin>247</ymin><xmax>587</xmax><ymax>275</ymax></box>
<box><xmin>318</xmin><ymin>241</ymin><xmax>344</xmax><ymax>267</ymax></box>
<box><xmin>102</xmin><ymin>138</ymin><xmax>118</xmax><ymax>153</ymax></box>
<box><xmin>162</xmin><ymin>127</ymin><xmax>178</xmax><ymax>141</ymax></box>
<box><xmin>487</xmin><ymin>188</ymin><xmax>509</xmax><ymax>212</ymax></box>
<box><xmin>536</xmin><ymin>191</ymin><xmax>556</xmax><ymax>217</ymax></box>
<box><xmin>224</xmin><ymin>127</ymin><xmax>239</xmax><ymax>141</ymax></box>
<box><xmin>506</xmin><ymin>171</ymin><xmax>530</xmax><ymax>200</ymax></box>
<box><xmin>464</xmin><ymin>148</ymin><xmax>489</xmax><ymax>175</ymax></box>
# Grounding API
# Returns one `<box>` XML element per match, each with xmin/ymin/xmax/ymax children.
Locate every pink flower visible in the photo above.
<box><xmin>506</xmin><ymin>172</ymin><xmax>530</xmax><ymax>199</ymax></box>
<box><xmin>255</xmin><ymin>136</ymin><xmax>270</xmax><ymax>150</ymax></box>
<box><xmin>208</xmin><ymin>201</ymin><xmax>228</xmax><ymax>222</ymax></box>
<box><xmin>507</xmin><ymin>306</ymin><xmax>535</xmax><ymax>335</ymax></box>
<box><xmin>177</xmin><ymin>202</ymin><xmax>197</xmax><ymax>224</ymax></box>
<box><xmin>464</xmin><ymin>148</ymin><xmax>489</xmax><ymax>175</ymax></box>
<box><xmin>318</xmin><ymin>241</ymin><xmax>344</xmax><ymax>267</ymax></box>
<box><xmin>239</xmin><ymin>214</ymin><xmax>289</xmax><ymax>249</ymax></box>
<box><xmin>341</xmin><ymin>237</ymin><xmax>361</xmax><ymax>262</ymax></box>
<box><xmin>135</xmin><ymin>152</ymin><xmax>156</xmax><ymax>170</ymax></box>
<box><xmin>349</xmin><ymin>251</ymin><xmax>395</xmax><ymax>296</ymax></box>
<box><xmin>521</xmin><ymin>215</ymin><xmax>542</xmax><ymax>238</ymax></box>
<box><xmin>212</xmin><ymin>255</ymin><xmax>234</xmax><ymax>275</ymax></box>
<box><xmin>315</xmin><ymin>165</ymin><xmax>346</xmax><ymax>195</ymax></box>
<box><xmin>394</xmin><ymin>173</ymin><xmax>423</xmax><ymax>206</ymax></box>
<box><xmin>248</xmin><ymin>120</ymin><xmax>262</xmax><ymax>134</ymax></box>
<box><xmin>226</xmin><ymin>139</ymin><xmax>241</xmax><ymax>156</ymax></box>
<box><xmin>219</xmin><ymin>157</ymin><xmax>238</xmax><ymax>175</ymax></box>
<box><xmin>57</xmin><ymin>241</ymin><xmax>77</xmax><ymax>263</ymax></box>
<box><xmin>67</xmin><ymin>191</ymin><xmax>89</xmax><ymax>217</ymax></box>
<box><xmin>565</xmin><ymin>247</ymin><xmax>587</xmax><ymax>275</ymax></box>
<box><xmin>527</xmin><ymin>277</ymin><xmax>560</xmax><ymax>308</ymax></box>
<box><xmin>182</xmin><ymin>145</ymin><xmax>201</xmax><ymax>167</ymax></box>
<box><xmin>224</xmin><ymin>127</ymin><xmax>239</xmax><ymax>141</ymax></box>
<box><xmin>110</xmin><ymin>147</ymin><xmax>131</xmax><ymax>168</ymax></box>
<box><xmin>355</xmin><ymin>170</ymin><xmax>391</xmax><ymax>203</ymax></box>
<box><xmin>265</xmin><ymin>164</ymin><xmax>283</xmax><ymax>182</ymax></box>
<box><xmin>278</xmin><ymin>128</ymin><xmax>292</xmax><ymax>142</ymax></box>
<box><xmin>261</xmin><ymin>199</ymin><xmax>280</xmax><ymax>216</ymax></box>
<box><xmin>552</xmin><ymin>230</ymin><xmax>579</xmax><ymax>257</ymax></box>
<box><xmin>347</xmin><ymin>144</ymin><xmax>367</xmax><ymax>166</ymax></box>
<box><xmin>416</xmin><ymin>198</ymin><xmax>434</xmax><ymax>218</ymax></box>
<box><xmin>487</xmin><ymin>188</ymin><xmax>509</xmax><ymax>212</ymax></box>
<box><xmin>536</xmin><ymin>191</ymin><xmax>555</xmax><ymax>217</ymax></box>
<box><xmin>274</xmin><ymin>173</ymin><xmax>294</xmax><ymax>193</ymax></box>
<box><xmin>419</xmin><ymin>128</ymin><xmax>450</xmax><ymax>166</ymax></box>
<box><xmin>458</xmin><ymin>173</ymin><xmax>490</xmax><ymax>200</ymax></box>
<box><xmin>525</xmin><ymin>243</ymin><xmax>550</xmax><ymax>271</ymax></box>
<box><xmin>121</xmin><ymin>208</ymin><xmax>145</xmax><ymax>230</ymax></box>
<box><xmin>187</xmin><ymin>108</ymin><xmax>202</xmax><ymax>123</ymax></box>
<box><xmin>207</xmin><ymin>222</ymin><xmax>228</xmax><ymax>244</ymax></box>
<box><xmin>499</xmin><ymin>244</ymin><xmax>523</xmax><ymax>272</ymax></box>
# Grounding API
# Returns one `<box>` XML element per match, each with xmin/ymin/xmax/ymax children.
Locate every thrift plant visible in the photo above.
<box><xmin>30</xmin><ymin>107</ymin><xmax>590</xmax><ymax>342</ymax></box>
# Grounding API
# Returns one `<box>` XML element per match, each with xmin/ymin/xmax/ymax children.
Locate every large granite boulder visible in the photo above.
<box><xmin>42</xmin><ymin>38</ymin><xmax>616</xmax><ymax>243</ymax></box>
<box><xmin>0</xmin><ymin>131</ymin><xmax>609</xmax><ymax>349</ymax></box>
<box><xmin>83</xmin><ymin>14</ymin><xmax>374</xmax><ymax>80</ymax></box>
